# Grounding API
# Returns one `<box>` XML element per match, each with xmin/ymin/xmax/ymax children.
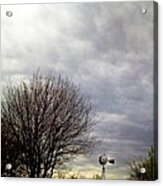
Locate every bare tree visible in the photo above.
<box><xmin>1</xmin><ymin>73</ymin><xmax>95</xmax><ymax>177</ymax></box>
<box><xmin>128</xmin><ymin>146</ymin><xmax>158</xmax><ymax>180</ymax></box>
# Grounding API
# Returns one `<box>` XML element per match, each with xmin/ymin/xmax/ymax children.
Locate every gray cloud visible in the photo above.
<box><xmin>1</xmin><ymin>1</ymin><xmax>155</xmax><ymax>178</ymax></box>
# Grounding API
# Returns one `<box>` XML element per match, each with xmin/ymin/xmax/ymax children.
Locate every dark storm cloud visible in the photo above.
<box><xmin>1</xmin><ymin>1</ymin><xmax>154</xmax><ymax>177</ymax></box>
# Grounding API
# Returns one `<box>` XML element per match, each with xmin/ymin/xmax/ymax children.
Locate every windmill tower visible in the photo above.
<box><xmin>99</xmin><ymin>154</ymin><xmax>115</xmax><ymax>179</ymax></box>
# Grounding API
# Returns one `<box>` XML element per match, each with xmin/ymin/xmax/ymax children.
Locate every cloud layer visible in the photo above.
<box><xmin>1</xmin><ymin>1</ymin><xmax>154</xmax><ymax>178</ymax></box>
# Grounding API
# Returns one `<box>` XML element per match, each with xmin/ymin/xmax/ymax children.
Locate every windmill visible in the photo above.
<box><xmin>99</xmin><ymin>154</ymin><xmax>115</xmax><ymax>179</ymax></box>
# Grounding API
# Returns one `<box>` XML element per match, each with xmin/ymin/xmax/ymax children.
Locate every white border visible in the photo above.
<box><xmin>0</xmin><ymin>0</ymin><xmax>156</xmax><ymax>4</ymax></box>
<box><xmin>0</xmin><ymin>0</ymin><xmax>162</xmax><ymax>186</ymax></box>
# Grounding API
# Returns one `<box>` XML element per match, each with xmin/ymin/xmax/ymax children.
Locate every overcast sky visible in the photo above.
<box><xmin>1</xmin><ymin>1</ymin><xmax>154</xmax><ymax>179</ymax></box>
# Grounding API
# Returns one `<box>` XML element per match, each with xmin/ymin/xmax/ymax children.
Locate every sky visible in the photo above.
<box><xmin>1</xmin><ymin>1</ymin><xmax>155</xmax><ymax>179</ymax></box>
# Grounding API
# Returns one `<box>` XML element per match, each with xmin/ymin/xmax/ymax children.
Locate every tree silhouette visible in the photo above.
<box><xmin>128</xmin><ymin>146</ymin><xmax>158</xmax><ymax>180</ymax></box>
<box><xmin>1</xmin><ymin>73</ymin><xmax>95</xmax><ymax>177</ymax></box>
